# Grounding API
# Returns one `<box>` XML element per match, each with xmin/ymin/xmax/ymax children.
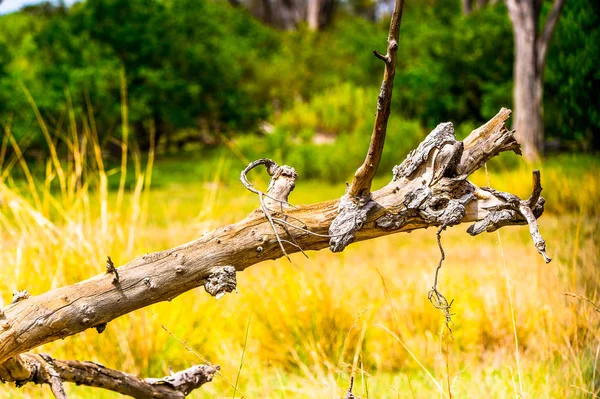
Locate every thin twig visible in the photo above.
<box><xmin>428</xmin><ymin>226</ymin><xmax>455</xmax><ymax>339</ymax></box>
<box><xmin>564</xmin><ymin>292</ymin><xmax>600</xmax><ymax>313</ymax></box>
<box><xmin>259</xmin><ymin>192</ymin><xmax>290</xmax><ymax>261</ymax></box>
<box><xmin>347</xmin><ymin>0</ymin><xmax>405</xmax><ymax>197</ymax></box>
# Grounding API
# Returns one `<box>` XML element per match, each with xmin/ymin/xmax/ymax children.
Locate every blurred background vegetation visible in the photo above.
<box><xmin>0</xmin><ymin>0</ymin><xmax>599</xmax><ymax>398</ymax></box>
<box><xmin>0</xmin><ymin>0</ymin><xmax>598</xmax><ymax>180</ymax></box>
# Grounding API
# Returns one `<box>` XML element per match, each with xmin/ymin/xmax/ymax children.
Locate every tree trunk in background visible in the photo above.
<box><xmin>462</xmin><ymin>0</ymin><xmax>473</xmax><ymax>15</ymax></box>
<box><xmin>307</xmin><ymin>0</ymin><xmax>320</xmax><ymax>30</ymax></box>
<box><xmin>246</xmin><ymin>0</ymin><xmax>334</xmax><ymax>30</ymax></box>
<box><xmin>506</xmin><ymin>0</ymin><xmax>566</xmax><ymax>160</ymax></box>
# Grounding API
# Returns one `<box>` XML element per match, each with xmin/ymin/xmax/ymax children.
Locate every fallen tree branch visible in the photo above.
<box><xmin>0</xmin><ymin>107</ymin><xmax>549</xmax><ymax>366</ymax></box>
<box><xmin>0</xmin><ymin>353</ymin><xmax>217</xmax><ymax>399</ymax></box>
<box><xmin>0</xmin><ymin>1</ymin><xmax>551</xmax><ymax>396</ymax></box>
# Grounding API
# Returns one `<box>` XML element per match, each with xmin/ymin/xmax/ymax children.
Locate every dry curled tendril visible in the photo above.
<box><xmin>428</xmin><ymin>225</ymin><xmax>455</xmax><ymax>339</ymax></box>
<box><xmin>240</xmin><ymin>159</ymin><xmax>351</xmax><ymax>261</ymax></box>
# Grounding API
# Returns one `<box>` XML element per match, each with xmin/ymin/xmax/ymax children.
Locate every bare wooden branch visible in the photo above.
<box><xmin>0</xmin><ymin>353</ymin><xmax>217</xmax><ymax>399</ymax></box>
<box><xmin>457</xmin><ymin>107</ymin><xmax>521</xmax><ymax>175</ymax></box>
<box><xmin>329</xmin><ymin>0</ymin><xmax>405</xmax><ymax>252</ymax></box>
<box><xmin>347</xmin><ymin>0</ymin><xmax>405</xmax><ymax>198</ymax></box>
<box><xmin>0</xmin><ymin>108</ymin><xmax>549</xmax><ymax>365</ymax></box>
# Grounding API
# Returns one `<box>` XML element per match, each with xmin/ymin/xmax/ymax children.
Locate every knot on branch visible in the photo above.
<box><xmin>204</xmin><ymin>266</ymin><xmax>237</xmax><ymax>299</ymax></box>
<box><xmin>329</xmin><ymin>193</ymin><xmax>377</xmax><ymax>252</ymax></box>
<box><xmin>11</xmin><ymin>290</ymin><xmax>29</xmax><ymax>305</ymax></box>
<box><xmin>467</xmin><ymin>171</ymin><xmax>551</xmax><ymax>263</ymax></box>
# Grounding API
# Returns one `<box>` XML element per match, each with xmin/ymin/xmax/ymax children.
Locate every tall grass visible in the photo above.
<box><xmin>1</xmin><ymin>96</ymin><xmax>599</xmax><ymax>398</ymax></box>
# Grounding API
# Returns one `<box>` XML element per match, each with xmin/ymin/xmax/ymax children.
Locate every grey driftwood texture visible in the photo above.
<box><xmin>0</xmin><ymin>353</ymin><xmax>217</xmax><ymax>398</ymax></box>
<box><xmin>0</xmin><ymin>1</ymin><xmax>551</xmax><ymax>396</ymax></box>
<box><xmin>0</xmin><ymin>107</ymin><xmax>549</xmax><ymax>397</ymax></box>
<box><xmin>0</xmin><ymin>108</ymin><xmax>549</xmax><ymax>365</ymax></box>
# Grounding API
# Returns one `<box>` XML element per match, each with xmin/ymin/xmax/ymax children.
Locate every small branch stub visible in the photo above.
<box><xmin>204</xmin><ymin>266</ymin><xmax>237</xmax><ymax>299</ymax></box>
<box><xmin>345</xmin><ymin>376</ymin><xmax>355</xmax><ymax>399</ymax></box>
<box><xmin>11</xmin><ymin>290</ymin><xmax>29</xmax><ymax>305</ymax></box>
<box><xmin>106</xmin><ymin>256</ymin><xmax>119</xmax><ymax>283</ymax></box>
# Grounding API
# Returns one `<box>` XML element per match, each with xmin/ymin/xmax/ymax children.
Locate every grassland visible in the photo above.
<box><xmin>0</xmin><ymin>134</ymin><xmax>599</xmax><ymax>398</ymax></box>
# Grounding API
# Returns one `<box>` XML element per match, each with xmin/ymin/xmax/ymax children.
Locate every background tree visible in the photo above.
<box><xmin>505</xmin><ymin>0</ymin><xmax>566</xmax><ymax>160</ymax></box>
<box><xmin>245</xmin><ymin>0</ymin><xmax>336</xmax><ymax>30</ymax></box>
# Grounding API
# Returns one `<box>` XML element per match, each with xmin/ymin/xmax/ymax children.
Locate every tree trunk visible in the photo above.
<box><xmin>512</xmin><ymin>12</ymin><xmax>544</xmax><ymax>160</ymax></box>
<box><xmin>462</xmin><ymin>0</ymin><xmax>473</xmax><ymax>15</ymax></box>
<box><xmin>307</xmin><ymin>0</ymin><xmax>320</xmax><ymax>30</ymax></box>
<box><xmin>506</xmin><ymin>0</ymin><xmax>566</xmax><ymax>160</ymax></box>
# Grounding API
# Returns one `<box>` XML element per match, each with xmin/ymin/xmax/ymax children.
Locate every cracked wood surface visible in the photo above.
<box><xmin>0</xmin><ymin>108</ymin><xmax>548</xmax><ymax>366</ymax></box>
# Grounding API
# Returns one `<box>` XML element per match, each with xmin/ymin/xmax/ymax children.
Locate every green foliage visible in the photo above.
<box><xmin>0</xmin><ymin>0</ymin><xmax>596</xmax><ymax>157</ymax></box>
<box><xmin>545</xmin><ymin>0</ymin><xmax>600</xmax><ymax>149</ymax></box>
<box><xmin>0</xmin><ymin>0</ymin><xmax>277</xmax><ymax>149</ymax></box>
<box><xmin>236</xmin><ymin>83</ymin><xmax>423</xmax><ymax>182</ymax></box>
<box><xmin>393</xmin><ymin>2</ymin><xmax>513</xmax><ymax>127</ymax></box>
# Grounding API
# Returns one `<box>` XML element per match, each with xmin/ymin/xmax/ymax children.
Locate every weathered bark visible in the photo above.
<box><xmin>0</xmin><ymin>2</ymin><xmax>552</xmax><ymax>397</ymax></box>
<box><xmin>329</xmin><ymin>0</ymin><xmax>405</xmax><ymax>252</ymax></box>
<box><xmin>0</xmin><ymin>353</ymin><xmax>217</xmax><ymax>399</ymax></box>
<box><xmin>506</xmin><ymin>0</ymin><xmax>566</xmax><ymax>160</ymax></box>
<box><xmin>0</xmin><ymin>107</ymin><xmax>549</xmax><ymax>368</ymax></box>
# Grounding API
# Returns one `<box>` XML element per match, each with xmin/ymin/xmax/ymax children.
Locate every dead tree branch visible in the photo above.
<box><xmin>329</xmin><ymin>0</ymin><xmax>405</xmax><ymax>252</ymax></box>
<box><xmin>0</xmin><ymin>353</ymin><xmax>217</xmax><ymax>399</ymax></box>
<box><xmin>0</xmin><ymin>107</ymin><xmax>550</xmax><ymax>367</ymax></box>
<box><xmin>0</xmin><ymin>0</ymin><xmax>551</xmax><ymax>396</ymax></box>
<box><xmin>348</xmin><ymin>0</ymin><xmax>405</xmax><ymax>198</ymax></box>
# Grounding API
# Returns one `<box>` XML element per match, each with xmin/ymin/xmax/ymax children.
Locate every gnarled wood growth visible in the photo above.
<box><xmin>0</xmin><ymin>107</ymin><xmax>550</xmax><ymax>397</ymax></box>
<box><xmin>0</xmin><ymin>0</ymin><xmax>551</xmax><ymax>396</ymax></box>
<box><xmin>0</xmin><ymin>353</ymin><xmax>217</xmax><ymax>399</ymax></box>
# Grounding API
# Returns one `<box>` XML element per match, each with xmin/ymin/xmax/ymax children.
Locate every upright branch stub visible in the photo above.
<box><xmin>347</xmin><ymin>0</ymin><xmax>405</xmax><ymax>198</ymax></box>
<box><xmin>241</xmin><ymin>158</ymin><xmax>299</xmax><ymax>260</ymax></box>
<box><xmin>105</xmin><ymin>256</ymin><xmax>119</xmax><ymax>283</ymax></box>
<box><xmin>240</xmin><ymin>158</ymin><xmax>297</xmax><ymax>208</ymax></box>
<box><xmin>330</xmin><ymin>0</ymin><xmax>405</xmax><ymax>252</ymax></box>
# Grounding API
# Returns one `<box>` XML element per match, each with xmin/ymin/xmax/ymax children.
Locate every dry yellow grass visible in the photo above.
<box><xmin>0</xmin><ymin>113</ymin><xmax>599</xmax><ymax>398</ymax></box>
